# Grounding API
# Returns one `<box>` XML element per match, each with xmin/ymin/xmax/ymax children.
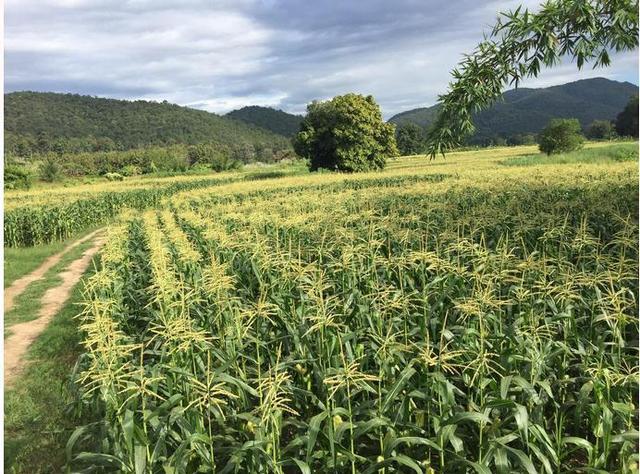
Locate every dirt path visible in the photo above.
<box><xmin>4</xmin><ymin>233</ymin><xmax>106</xmax><ymax>385</ymax></box>
<box><xmin>4</xmin><ymin>229</ymin><xmax>103</xmax><ymax>313</ymax></box>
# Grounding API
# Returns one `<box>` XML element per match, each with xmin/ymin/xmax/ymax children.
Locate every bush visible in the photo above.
<box><xmin>39</xmin><ymin>157</ymin><xmax>61</xmax><ymax>182</ymax></box>
<box><xmin>294</xmin><ymin>94</ymin><xmax>398</xmax><ymax>172</ymax></box>
<box><xmin>4</xmin><ymin>165</ymin><xmax>32</xmax><ymax>190</ymax></box>
<box><xmin>104</xmin><ymin>172</ymin><xmax>124</xmax><ymax>181</ymax></box>
<box><xmin>119</xmin><ymin>165</ymin><xmax>142</xmax><ymax>177</ymax></box>
<box><xmin>586</xmin><ymin>120</ymin><xmax>614</xmax><ymax>140</ymax></box>
<box><xmin>538</xmin><ymin>118</ymin><xmax>584</xmax><ymax>155</ymax></box>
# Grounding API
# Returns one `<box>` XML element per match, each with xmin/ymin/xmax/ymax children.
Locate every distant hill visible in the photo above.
<box><xmin>226</xmin><ymin>106</ymin><xmax>303</xmax><ymax>137</ymax></box>
<box><xmin>4</xmin><ymin>92</ymin><xmax>291</xmax><ymax>155</ymax></box>
<box><xmin>389</xmin><ymin>78</ymin><xmax>639</xmax><ymax>144</ymax></box>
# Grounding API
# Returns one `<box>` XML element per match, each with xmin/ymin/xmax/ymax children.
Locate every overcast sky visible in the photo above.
<box><xmin>5</xmin><ymin>0</ymin><xmax>639</xmax><ymax>118</ymax></box>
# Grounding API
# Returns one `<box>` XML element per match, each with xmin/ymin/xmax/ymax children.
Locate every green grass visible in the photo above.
<box><xmin>4</xmin><ymin>258</ymin><xmax>100</xmax><ymax>474</ymax></box>
<box><xmin>4</xmin><ymin>238</ymin><xmax>98</xmax><ymax>334</ymax></box>
<box><xmin>4</xmin><ymin>226</ymin><xmax>101</xmax><ymax>288</ymax></box>
<box><xmin>499</xmin><ymin>142</ymin><xmax>638</xmax><ymax>166</ymax></box>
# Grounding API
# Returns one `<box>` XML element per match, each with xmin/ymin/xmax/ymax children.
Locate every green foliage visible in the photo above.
<box><xmin>615</xmin><ymin>95</ymin><xmax>639</xmax><ymax>137</ymax></box>
<box><xmin>39</xmin><ymin>157</ymin><xmax>61</xmax><ymax>182</ymax></box>
<box><xmin>538</xmin><ymin>118</ymin><xmax>585</xmax><ymax>155</ymax></box>
<box><xmin>4</xmin><ymin>165</ymin><xmax>32</xmax><ymax>190</ymax></box>
<box><xmin>226</xmin><ymin>106</ymin><xmax>303</xmax><ymax>137</ymax></box>
<box><xmin>586</xmin><ymin>119</ymin><xmax>614</xmax><ymax>139</ymax></box>
<box><xmin>501</xmin><ymin>142</ymin><xmax>638</xmax><ymax>166</ymax></box>
<box><xmin>426</xmin><ymin>0</ymin><xmax>639</xmax><ymax>157</ymax></box>
<box><xmin>507</xmin><ymin>133</ymin><xmax>536</xmax><ymax>146</ymax></box>
<box><xmin>4</xmin><ymin>92</ymin><xmax>292</xmax><ymax>157</ymax></box>
<box><xmin>294</xmin><ymin>94</ymin><xmax>398</xmax><ymax>172</ymax></box>
<box><xmin>395</xmin><ymin>123</ymin><xmax>425</xmax><ymax>155</ymax></box>
<box><xmin>104</xmin><ymin>172</ymin><xmax>124</xmax><ymax>181</ymax></box>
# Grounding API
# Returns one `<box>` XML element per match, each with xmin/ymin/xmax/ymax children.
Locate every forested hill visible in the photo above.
<box><xmin>226</xmin><ymin>106</ymin><xmax>303</xmax><ymax>137</ymax></box>
<box><xmin>4</xmin><ymin>92</ymin><xmax>291</xmax><ymax>155</ymax></box>
<box><xmin>389</xmin><ymin>77</ymin><xmax>638</xmax><ymax>144</ymax></box>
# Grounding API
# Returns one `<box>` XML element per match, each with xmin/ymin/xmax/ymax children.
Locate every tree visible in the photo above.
<box><xmin>507</xmin><ymin>133</ymin><xmax>536</xmax><ymax>146</ymax></box>
<box><xmin>426</xmin><ymin>0</ymin><xmax>639</xmax><ymax>157</ymax></box>
<box><xmin>538</xmin><ymin>118</ymin><xmax>585</xmax><ymax>155</ymax></box>
<box><xmin>294</xmin><ymin>94</ymin><xmax>398</xmax><ymax>172</ymax></box>
<box><xmin>39</xmin><ymin>156</ymin><xmax>61</xmax><ymax>182</ymax></box>
<box><xmin>614</xmin><ymin>95</ymin><xmax>639</xmax><ymax>137</ymax></box>
<box><xmin>395</xmin><ymin>123</ymin><xmax>425</xmax><ymax>156</ymax></box>
<box><xmin>586</xmin><ymin>120</ymin><xmax>614</xmax><ymax>140</ymax></box>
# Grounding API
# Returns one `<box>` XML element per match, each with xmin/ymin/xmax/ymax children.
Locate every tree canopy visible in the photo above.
<box><xmin>395</xmin><ymin>123</ymin><xmax>426</xmax><ymax>156</ymax></box>
<box><xmin>615</xmin><ymin>95</ymin><xmax>639</xmax><ymax>137</ymax></box>
<box><xmin>538</xmin><ymin>118</ymin><xmax>585</xmax><ymax>154</ymax></box>
<box><xmin>294</xmin><ymin>94</ymin><xmax>398</xmax><ymax>172</ymax></box>
<box><xmin>426</xmin><ymin>0</ymin><xmax>639</xmax><ymax>157</ymax></box>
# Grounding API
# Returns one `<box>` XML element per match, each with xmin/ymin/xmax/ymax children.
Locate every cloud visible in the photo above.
<box><xmin>5</xmin><ymin>0</ymin><xmax>639</xmax><ymax>118</ymax></box>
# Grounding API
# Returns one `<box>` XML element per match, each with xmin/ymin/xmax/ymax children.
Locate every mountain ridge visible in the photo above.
<box><xmin>389</xmin><ymin>77</ymin><xmax>638</xmax><ymax>144</ymax></box>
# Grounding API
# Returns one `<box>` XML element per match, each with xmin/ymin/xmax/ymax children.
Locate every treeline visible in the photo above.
<box><xmin>5</xmin><ymin>142</ymin><xmax>297</xmax><ymax>189</ymax></box>
<box><xmin>4</xmin><ymin>91</ymin><xmax>291</xmax><ymax>156</ymax></box>
<box><xmin>395</xmin><ymin>95</ymin><xmax>639</xmax><ymax>155</ymax></box>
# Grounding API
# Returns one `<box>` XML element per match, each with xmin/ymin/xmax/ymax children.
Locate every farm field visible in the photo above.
<box><xmin>5</xmin><ymin>143</ymin><xmax>639</xmax><ymax>473</ymax></box>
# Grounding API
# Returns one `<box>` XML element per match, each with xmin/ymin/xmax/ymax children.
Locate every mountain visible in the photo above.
<box><xmin>4</xmin><ymin>92</ymin><xmax>291</xmax><ymax>155</ymax></box>
<box><xmin>226</xmin><ymin>106</ymin><xmax>303</xmax><ymax>137</ymax></box>
<box><xmin>389</xmin><ymin>78</ymin><xmax>639</xmax><ymax>144</ymax></box>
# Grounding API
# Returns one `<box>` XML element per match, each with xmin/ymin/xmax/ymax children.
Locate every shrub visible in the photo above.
<box><xmin>4</xmin><ymin>165</ymin><xmax>32</xmax><ymax>190</ymax></box>
<box><xmin>538</xmin><ymin>118</ymin><xmax>584</xmax><ymax>155</ymax></box>
<box><xmin>104</xmin><ymin>172</ymin><xmax>124</xmax><ymax>181</ymax></box>
<box><xmin>39</xmin><ymin>157</ymin><xmax>61</xmax><ymax>182</ymax></box>
<box><xmin>119</xmin><ymin>165</ymin><xmax>142</xmax><ymax>177</ymax></box>
<box><xmin>586</xmin><ymin>120</ymin><xmax>614</xmax><ymax>140</ymax></box>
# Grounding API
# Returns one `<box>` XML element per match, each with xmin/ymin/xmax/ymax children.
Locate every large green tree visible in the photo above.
<box><xmin>294</xmin><ymin>94</ymin><xmax>398</xmax><ymax>172</ymax></box>
<box><xmin>614</xmin><ymin>95</ymin><xmax>639</xmax><ymax>137</ymax></box>
<box><xmin>426</xmin><ymin>0</ymin><xmax>639</xmax><ymax>157</ymax></box>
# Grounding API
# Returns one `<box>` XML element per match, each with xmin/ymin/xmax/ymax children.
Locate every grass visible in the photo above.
<box><xmin>4</xmin><ymin>257</ymin><xmax>100</xmax><ymax>474</ymax></box>
<box><xmin>4</xmin><ymin>237</ymin><xmax>98</xmax><ymax>334</ymax></box>
<box><xmin>499</xmin><ymin>142</ymin><xmax>638</xmax><ymax>166</ymax></box>
<box><xmin>4</xmin><ymin>226</ymin><xmax>101</xmax><ymax>288</ymax></box>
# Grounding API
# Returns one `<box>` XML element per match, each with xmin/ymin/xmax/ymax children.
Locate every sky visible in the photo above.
<box><xmin>5</xmin><ymin>0</ymin><xmax>639</xmax><ymax>119</ymax></box>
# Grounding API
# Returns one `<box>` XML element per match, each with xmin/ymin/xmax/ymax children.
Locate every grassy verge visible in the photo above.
<box><xmin>4</xmin><ymin>237</ymin><xmax>98</xmax><ymax>334</ymax></box>
<box><xmin>499</xmin><ymin>142</ymin><xmax>638</xmax><ymax>166</ymax></box>
<box><xmin>4</xmin><ymin>226</ymin><xmax>101</xmax><ymax>288</ymax></box>
<box><xmin>4</xmin><ymin>257</ymin><xmax>99</xmax><ymax>474</ymax></box>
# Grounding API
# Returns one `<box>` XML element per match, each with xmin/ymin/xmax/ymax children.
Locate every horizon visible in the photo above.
<box><xmin>6</xmin><ymin>76</ymin><xmax>639</xmax><ymax>120</ymax></box>
<box><xmin>6</xmin><ymin>0</ymin><xmax>639</xmax><ymax>119</ymax></box>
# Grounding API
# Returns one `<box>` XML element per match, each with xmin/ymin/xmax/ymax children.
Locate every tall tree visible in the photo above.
<box><xmin>426</xmin><ymin>0</ymin><xmax>639</xmax><ymax>157</ymax></box>
<box><xmin>395</xmin><ymin>123</ymin><xmax>426</xmax><ymax>156</ymax></box>
<box><xmin>614</xmin><ymin>95</ymin><xmax>639</xmax><ymax>137</ymax></box>
<box><xmin>294</xmin><ymin>94</ymin><xmax>398</xmax><ymax>172</ymax></box>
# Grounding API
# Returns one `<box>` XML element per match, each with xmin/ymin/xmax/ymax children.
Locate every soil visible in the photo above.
<box><xmin>4</xmin><ymin>233</ymin><xmax>105</xmax><ymax>385</ymax></box>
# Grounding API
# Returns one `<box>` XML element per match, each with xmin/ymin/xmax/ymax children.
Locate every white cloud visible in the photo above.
<box><xmin>5</xmin><ymin>0</ymin><xmax>638</xmax><ymax>118</ymax></box>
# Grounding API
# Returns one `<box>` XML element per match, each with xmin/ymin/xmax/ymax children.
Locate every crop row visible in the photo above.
<box><xmin>70</xmin><ymin>169</ymin><xmax>639</xmax><ymax>473</ymax></box>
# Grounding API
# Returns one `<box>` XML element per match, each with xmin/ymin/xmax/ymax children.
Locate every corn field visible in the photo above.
<box><xmin>65</xmin><ymin>148</ymin><xmax>639</xmax><ymax>473</ymax></box>
<box><xmin>4</xmin><ymin>174</ymin><xmax>244</xmax><ymax>247</ymax></box>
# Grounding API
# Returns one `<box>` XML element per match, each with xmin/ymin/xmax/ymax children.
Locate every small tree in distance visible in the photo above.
<box><xmin>395</xmin><ymin>123</ymin><xmax>425</xmax><ymax>156</ymax></box>
<box><xmin>538</xmin><ymin>118</ymin><xmax>584</xmax><ymax>155</ymax></box>
<box><xmin>586</xmin><ymin>120</ymin><xmax>614</xmax><ymax>140</ymax></box>
<box><xmin>294</xmin><ymin>94</ymin><xmax>398</xmax><ymax>172</ymax></box>
<box><xmin>615</xmin><ymin>95</ymin><xmax>639</xmax><ymax>138</ymax></box>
